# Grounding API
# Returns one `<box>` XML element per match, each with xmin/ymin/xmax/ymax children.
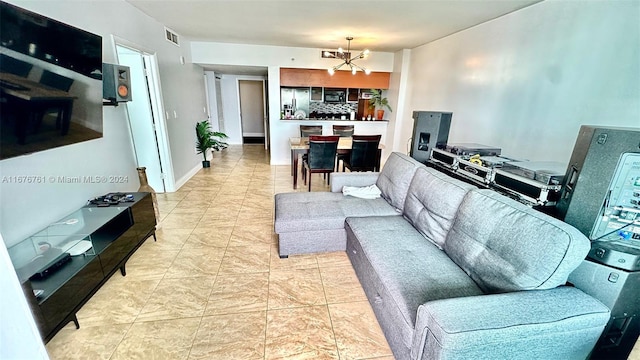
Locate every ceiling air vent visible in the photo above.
<box><xmin>321</xmin><ymin>50</ymin><xmax>350</xmax><ymax>59</ymax></box>
<box><xmin>164</xmin><ymin>27</ymin><xmax>180</xmax><ymax>47</ymax></box>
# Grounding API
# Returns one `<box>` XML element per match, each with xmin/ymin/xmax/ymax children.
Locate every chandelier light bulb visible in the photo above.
<box><xmin>365</xmin><ymin>68</ymin><xmax>371</xmax><ymax>75</ymax></box>
<box><xmin>328</xmin><ymin>67</ymin><xmax>335</xmax><ymax>75</ymax></box>
<box><xmin>352</xmin><ymin>67</ymin><xmax>357</xmax><ymax>75</ymax></box>
<box><xmin>363</xmin><ymin>49</ymin><xmax>370</xmax><ymax>56</ymax></box>
<box><xmin>338</xmin><ymin>47</ymin><xmax>344</xmax><ymax>54</ymax></box>
<box><xmin>323</xmin><ymin>51</ymin><xmax>331</xmax><ymax>57</ymax></box>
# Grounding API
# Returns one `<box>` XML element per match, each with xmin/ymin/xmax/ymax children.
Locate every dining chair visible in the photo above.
<box><xmin>299</xmin><ymin>125</ymin><xmax>323</xmax><ymax>175</ymax></box>
<box><xmin>38</xmin><ymin>70</ymin><xmax>75</xmax><ymax>131</ymax></box>
<box><xmin>300</xmin><ymin>125</ymin><xmax>323</xmax><ymax>137</ymax></box>
<box><xmin>0</xmin><ymin>54</ymin><xmax>33</xmax><ymax>77</ymax></box>
<box><xmin>40</xmin><ymin>70</ymin><xmax>74</xmax><ymax>92</ymax></box>
<box><xmin>303</xmin><ymin>135</ymin><xmax>339</xmax><ymax>191</ymax></box>
<box><xmin>342</xmin><ymin>134</ymin><xmax>382</xmax><ymax>172</ymax></box>
<box><xmin>333</xmin><ymin>125</ymin><xmax>355</xmax><ymax>171</ymax></box>
<box><xmin>332</xmin><ymin>125</ymin><xmax>354</xmax><ymax>137</ymax></box>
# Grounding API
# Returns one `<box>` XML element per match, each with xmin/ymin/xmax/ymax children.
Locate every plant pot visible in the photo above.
<box><xmin>376</xmin><ymin>109</ymin><xmax>385</xmax><ymax>120</ymax></box>
<box><xmin>202</xmin><ymin>160</ymin><xmax>211</xmax><ymax>168</ymax></box>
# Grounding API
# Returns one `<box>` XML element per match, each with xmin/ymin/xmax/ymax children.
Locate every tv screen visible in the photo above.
<box><xmin>0</xmin><ymin>1</ymin><xmax>103</xmax><ymax>160</ymax></box>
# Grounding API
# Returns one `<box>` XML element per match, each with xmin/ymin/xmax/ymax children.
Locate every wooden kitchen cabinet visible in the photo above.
<box><xmin>280</xmin><ymin>68</ymin><xmax>390</xmax><ymax>89</ymax></box>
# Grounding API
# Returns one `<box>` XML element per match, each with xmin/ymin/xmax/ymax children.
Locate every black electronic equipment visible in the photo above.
<box><xmin>28</xmin><ymin>252</ymin><xmax>72</xmax><ymax>280</ymax></box>
<box><xmin>410</xmin><ymin>111</ymin><xmax>452</xmax><ymax>164</ymax></box>
<box><xmin>0</xmin><ymin>2</ymin><xmax>103</xmax><ymax>160</ymax></box>
<box><xmin>444</xmin><ymin>143</ymin><xmax>501</xmax><ymax>157</ymax></box>
<box><xmin>556</xmin><ymin>126</ymin><xmax>640</xmax><ymax>237</ymax></box>
<box><xmin>568</xmin><ymin>259</ymin><xmax>640</xmax><ymax>359</ymax></box>
<box><xmin>589</xmin><ymin>240</ymin><xmax>640</xmax><ymax>272</ymax></box>
<box><xmin>103</xmin><ymin>63</ymin><xmax>132</xmax><ymax>103</ymax></box>
<box><xmin>89</xmin><ymin>193</ymin><xmax>134</xmax><ymax>206</ymax></box>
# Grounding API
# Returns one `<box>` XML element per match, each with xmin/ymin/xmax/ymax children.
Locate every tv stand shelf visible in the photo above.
<box><xmin>8</xmin><ymin>192</ymin><xmax>156</xmax><ymax>343</ymax></box>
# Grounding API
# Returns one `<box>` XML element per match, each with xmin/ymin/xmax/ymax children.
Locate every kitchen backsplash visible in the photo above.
<box><xmin>309</xmin><ymin>102</ymin><xmax>357</xmax><ymax>114</ymax></box>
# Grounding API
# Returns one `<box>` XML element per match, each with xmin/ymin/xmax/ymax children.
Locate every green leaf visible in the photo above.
<box><xmin>195</xmin><ymin>120</ymin><xmax>229</xmax><ymax>161</ymax></box>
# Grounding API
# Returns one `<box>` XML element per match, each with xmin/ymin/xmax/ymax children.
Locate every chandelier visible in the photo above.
<box><xmin>324</xmin><ymin>37</ymin><xmax>371</xmax><ymax>75</ymax></box>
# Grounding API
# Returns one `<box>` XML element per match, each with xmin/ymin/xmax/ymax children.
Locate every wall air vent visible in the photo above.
<box><xmin>164</xmin><ymin>27</ymin><xmax>180</xmax><ymax>47</ymax></box>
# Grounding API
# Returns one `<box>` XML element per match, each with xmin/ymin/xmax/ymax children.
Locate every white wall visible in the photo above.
<box><xmin>0</xmin><ymin>235</ymin><xmax>48</xmax><ymax>360</ymax></box>
<box><xmin>0</xmin><ymin>0</ymin><xmax>207</xmax><ymax>246</ymax></box>
<box><xmin>203</xmin><ymin>71</ymin><xmax>220</xmax><ymax>132</ymax></box>
<box><xmin>191</xmin><ymin>41</ymin><xmax>394</xmax><ymax>72</ymax></box>
<box><xmin>218</xmin><ymin>75</ymin><xmax>267</xmax><ymax>144</ymax></box>
<box><xmin>400</xmin><ymin>0</ymin><xmax>640</xmax><ymax>163</ymax></box>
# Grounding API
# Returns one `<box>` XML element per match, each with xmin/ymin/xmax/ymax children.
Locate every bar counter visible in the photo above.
<box><xmin>280</xmin><ymin>118</ymin><xmax>389</xmax><ymax>122</ymax></box>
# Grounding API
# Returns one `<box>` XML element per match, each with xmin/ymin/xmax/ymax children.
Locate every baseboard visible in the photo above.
<box><xmin>175</xmin><ymin>162</ymin><xmax>202</xmax><ymax>191</ymax></box>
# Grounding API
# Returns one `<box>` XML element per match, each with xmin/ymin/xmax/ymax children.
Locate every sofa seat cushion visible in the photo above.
<box><xmin>445</xmin><ymin>189</ymin><xmax>591</xmax><ymax>293</ymax></box>
<box><xmin>345</xmin><ymin>215</ymin><xmax>483</xmax><ymax>347</ymax></box>
<box><xmin>375</xmin><ymin>152</ymin><xmax>425</xmax><ymax>211</ymax></box>
<box><xmin>275</xmin><ymin>192</ymin><xmax>398</xmax><ymax>234</ymax></box>
<box><xmin>403</xmin><ymin>167</ymin><xmax>476</xmax><ymax>249</ymax></box>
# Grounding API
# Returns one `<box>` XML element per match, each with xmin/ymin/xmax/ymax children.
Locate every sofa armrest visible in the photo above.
<box><xmin>329</xmin><ymin>172</ymin><xmax>380</xmax><ymax>192</ymax></box>
<box><xmin>411</xmin><ymin>286</ymin><xmax>610</xmax><ymax>360</ymax></box>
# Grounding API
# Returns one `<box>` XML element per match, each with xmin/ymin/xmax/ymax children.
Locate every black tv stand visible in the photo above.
<box><xmin>8</xmin><ymin>192</ymin><xmax>156</xmax><ymax>343</ymax></box>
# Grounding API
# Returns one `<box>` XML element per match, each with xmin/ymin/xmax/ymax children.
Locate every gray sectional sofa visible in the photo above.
<box><xmin>274</xmin><ymin>152</ymin><xmax>610</xmax><ymax>360</ymax></box>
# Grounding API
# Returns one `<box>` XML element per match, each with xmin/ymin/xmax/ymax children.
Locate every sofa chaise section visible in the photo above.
<box><xmin>275</xmin><ymin>192</ymin><xmax>399</xmax><ymax>257</ymax></box>
<box><xmin>274</xmin><ymin>152</ymin><xmax>424</xmax><ymax>258</ymax></box>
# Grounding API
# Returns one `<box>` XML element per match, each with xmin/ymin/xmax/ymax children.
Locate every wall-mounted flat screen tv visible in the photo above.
<box><xmin>0</xmin><ymin>1</ymin><xmax>103</xmax><ymax>160</ymax></box>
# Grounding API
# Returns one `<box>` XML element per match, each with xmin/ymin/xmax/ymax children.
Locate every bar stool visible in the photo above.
<box><xmin>300</xmin><ymin>125</ymin><xmax>322</xmax><ymax>137</ymax></box>
<box><xmin>332</xmin><ymin>125</ymin><xmax>354</xmax><ymax>137</ymax></box>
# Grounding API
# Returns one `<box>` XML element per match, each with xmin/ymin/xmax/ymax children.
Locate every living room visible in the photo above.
<box><xmin>1</xmin><ymin>0</ymin><xmax>638</xmax><ymax>359</ymax></box>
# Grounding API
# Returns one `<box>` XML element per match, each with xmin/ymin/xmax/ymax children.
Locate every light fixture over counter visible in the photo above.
<box><xmin>324</xmin><ymin>37</ymin><xmax>371</xmax><ymax>76</ymax></box>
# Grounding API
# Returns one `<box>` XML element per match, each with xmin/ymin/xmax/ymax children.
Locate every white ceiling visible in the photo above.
<box><xmin>126</xmin><ymin>0</ymin><xmax>542</xmax><ymax>74</ymax></box>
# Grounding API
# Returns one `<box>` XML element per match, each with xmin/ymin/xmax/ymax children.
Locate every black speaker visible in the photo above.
<box><xmin>556</xmin><ymin>126</ymin><xmax>640</xmax><ymax>237</ymax></box>
<box><xmin>410</xmin><ymin>111</ymin><xmax>452</xmax><ymax>164</ymax></box>
<box><xmin>568</xmin><ymin>260</ymin><xmax>640</xmax><ymax>359</ymax></box>
<box><xmin>102</xmin><ymin>63</ymin><xmax>132</xmax><ymax>103</ymax></box>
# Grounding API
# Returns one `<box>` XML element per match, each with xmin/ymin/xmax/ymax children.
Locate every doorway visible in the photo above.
<box><xmin>238</xmin><ymin>80</ymin><xmax>266</xmax><ymax>145</ymax></box>
<box><xmin>115</xmin><ymin>44</ymin><xmax>170</xmax><ymax>192</ymax></box>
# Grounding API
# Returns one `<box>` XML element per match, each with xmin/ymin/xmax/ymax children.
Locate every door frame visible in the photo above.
<box><xmin>238</xmin><ymin>79</ymin><xmax>266</xmax><ymax>143</ymax></box>
<box><xmin>110</xmin><ymin>35</ymin><xmax>176</xmax><ymax>192</ymax></box>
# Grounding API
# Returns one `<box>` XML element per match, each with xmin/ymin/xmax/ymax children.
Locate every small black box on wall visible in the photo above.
<box><xmin>103</xmin><ymin>63</ymin><xmax>132</xmax><ymax>103</ymax></box>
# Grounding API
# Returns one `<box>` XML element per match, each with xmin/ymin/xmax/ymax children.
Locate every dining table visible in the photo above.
<box><xmin>0</xmin><ymin>72</ymin><xmax>76</xmax><ymax>144</ymax></box>
<box><xmin>289</xmin><ymin>136</ymin><xmax>384</xmax><ymax>189</ymax></box>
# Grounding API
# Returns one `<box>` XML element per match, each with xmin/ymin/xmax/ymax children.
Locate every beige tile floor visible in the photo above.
<box><xmin>44</xmin><ymin>145</ymin><xmax>640</xmax><ymax>360</ymax></box>
<box><xmin>46</xmin><ymin>145</ymin><xmax>394</xmax><ymax>360</ymax></box>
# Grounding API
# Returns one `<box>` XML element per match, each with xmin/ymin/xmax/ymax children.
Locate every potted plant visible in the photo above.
<box><xmin>195</xmin><ymin>120</ymin><xmax>228</xmax><ymax>168</ymax></box>
<box><xmin>368</xmin><ymin>89</ymin><xmax>392</xmax><ymax>120</ymax></box>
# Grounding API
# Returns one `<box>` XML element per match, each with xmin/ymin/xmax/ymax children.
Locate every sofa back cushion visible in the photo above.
<box><xmin>376</xmin><ymin>152</ymin><xmax>425</xmax><ymax>211</ymax></box>
<box><xmin>403</xmin><ymin>167</ymin><xmax>476</xmax><ymax>248</ymax></box>
<box><xmin>444</xmin><ymin>189</ymin><xmax>590</xmax><ymax>293</ymax></box>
